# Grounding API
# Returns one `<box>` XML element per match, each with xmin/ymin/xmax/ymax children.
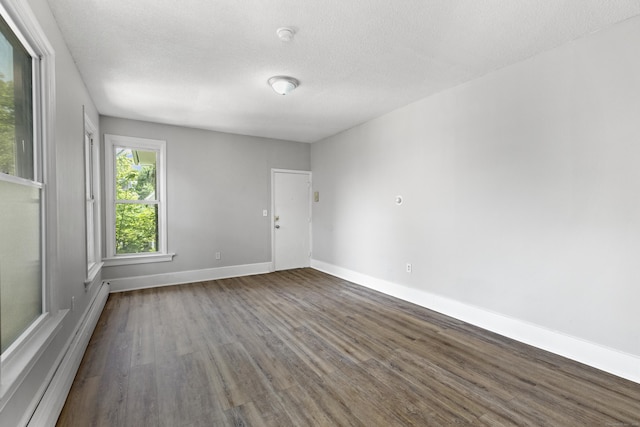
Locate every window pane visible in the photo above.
<box><xmin>115</xmin><ymin>148</ymin><xmax>156</xmax><ymax>201</ymax></box>
<box><xmin>0</xmin><ymin>16</ymin><xmax>33</xmax><ymax>181</ymax></box>
<box><xmin>0</xmin><ymin>179</ymin><xmax>42</xmax><ymax>353</ymax></box>
<box><xmin>115</xmin><ymin>203</ymin><xmax>158</xmax><ymax>254</ymax></box>
<box><xmin>85</xmin><ymin>134</ymin><xmax>93</xmax><ymax>199</ymax></box>
<box><xmin>86</xmin><ymin>200</ymin><xmax>95</xmax><ymax>265</ymax></box>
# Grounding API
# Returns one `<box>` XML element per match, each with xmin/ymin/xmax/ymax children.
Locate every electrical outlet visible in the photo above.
<box><xmin>215</xmin><ymin>252</ymin><xmax>221</xmax><ymax>260</ymax></box>
<box><xmin>263</xmin><ymin>209</ymin><xmax>268</xmax><ymax>217</ymax></box>
<box><xmin>406</xmin><ymin>263</ymin><xmax>412</xmax><ymax>273</ymax></box>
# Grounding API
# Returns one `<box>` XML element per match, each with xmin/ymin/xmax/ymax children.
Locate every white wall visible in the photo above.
<box><xmin>1</xmin><ymin>0</ymin><xmax>101</xmax><ymax>425</ymax></box>
<box><xmin>312</xmin><ymin>16</ymin><xmax>640</xmax><ymax>359</ymax></box>
<box><xmin>100</xmin><ymin>117</ymin><xmax>310</xmax><ymax>281</ymax></box>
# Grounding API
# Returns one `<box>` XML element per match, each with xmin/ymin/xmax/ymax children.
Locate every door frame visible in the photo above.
<box><xmin>271</xmin><ymin>168</ymin><xmax>312</xmax><ymax>272</ymax></box>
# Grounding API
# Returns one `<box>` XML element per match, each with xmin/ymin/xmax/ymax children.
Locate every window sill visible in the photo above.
<box><xmin>103</xmin><ymin>253</ymin><xmax>175</xmax><ymax>267</ymax></box>
<box><xmin>0</xmin><ymin>309</ymin><xmax>68</xmax><ymax>410</ymax></box>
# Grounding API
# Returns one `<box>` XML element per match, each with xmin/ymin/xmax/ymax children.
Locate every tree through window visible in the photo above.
<box><xmin>115</xmin><ymin>148</ymin><xmax>159</xmax><ymax>254</ymax></box>
<box><xmin>104</xmin><ymin>134</ymin><xmax>170</xmax><ymax>264</ymax></box>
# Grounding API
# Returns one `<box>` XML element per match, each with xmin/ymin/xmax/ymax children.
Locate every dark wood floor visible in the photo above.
<box><xmin>57</xmin><ymin>268</ymin><xmax>640</xmax><ymax>426</ymax></box>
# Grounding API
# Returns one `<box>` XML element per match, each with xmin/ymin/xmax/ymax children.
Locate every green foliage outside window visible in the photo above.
<box><xmin>0</xmin><ymin>74</ymin><xmax>15</xmax><ymax>176</ymax></box>
<box><xmin>115</xmin><ymin>149</ymin><xmax>158</xmax><ymax>254</ymax></box>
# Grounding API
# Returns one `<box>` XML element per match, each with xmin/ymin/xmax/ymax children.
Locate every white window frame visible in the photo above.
<box><xmin>103</xmin><ymin>134</ymin><xmax>174</xmax><ymax>266</ymax></box>
<box><xmin>84</xmin><ymin>113</ymin><xmax>102</xmax><ymax>284</ymax></box>
<box><xmin>0</xmin><ymin>0</ymin><xmax>67</xmax><ymax>411</ymax></box>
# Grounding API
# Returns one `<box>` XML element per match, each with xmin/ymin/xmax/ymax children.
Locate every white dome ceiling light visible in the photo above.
<box><xmin>268</xmin><ymin>76</ymin><xmax>299</xmax><ymax>95</ymax></box>
<box><xmin>276</xmin><ymin>27</ymin><xmax>295</xmax><ymax>42</ymax></box>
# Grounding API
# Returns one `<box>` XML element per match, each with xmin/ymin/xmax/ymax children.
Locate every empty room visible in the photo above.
<box><xmin>1</xmin><ymin>0</ymin><xmax>639</xmax><ymax>425</ymax></box>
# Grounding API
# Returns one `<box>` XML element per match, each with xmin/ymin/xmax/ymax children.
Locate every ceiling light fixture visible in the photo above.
<box><xmin>268</xmin><ymin>76</ymin><xmax>299</xmax><ymax>95</ymax></box>
<box><xmin>276</xmin><ymin>27</ymin><xmax>295</xmax><ymax>42</ymax></box>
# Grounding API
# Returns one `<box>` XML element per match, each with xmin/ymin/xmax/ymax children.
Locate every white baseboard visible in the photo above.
<box><xmin>311</xmin><ymin>259</ymin><xmax>640</xmax><ymax>384</ymax></box>
<box><xmin>27</xmin><ymin>281</ymin><xmax>110</xmax><ymax>427</ymax></box>
<box><xmin>107</xmin><ymin>262</ymin><xmax>272</xmax><ymax>293</ymax></box>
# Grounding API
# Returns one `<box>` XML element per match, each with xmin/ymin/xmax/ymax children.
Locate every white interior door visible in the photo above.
<box><xmin>273</xmin><ymin>170</ymin><xmax>311</xmax><ymax>271</ymax></box>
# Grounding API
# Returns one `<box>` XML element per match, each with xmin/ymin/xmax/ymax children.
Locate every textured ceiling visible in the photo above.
<box><xmin>47</xmin><ymin>0</ymin><xmax>640</xmax><ymax>143</ymax></box>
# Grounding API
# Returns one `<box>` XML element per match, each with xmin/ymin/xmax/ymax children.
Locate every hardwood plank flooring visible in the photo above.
<box><xmin>57</xmin><ymin>268</ymin><xmax>640</xmax><ymax>426</ymax></box>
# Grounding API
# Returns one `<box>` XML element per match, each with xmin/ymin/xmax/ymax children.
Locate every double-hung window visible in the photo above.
<box><xmin>84</xmin><ymin>114</ymin><xmax>101</xmax><ymax>283</ymax></box>
<box><xmin>0</xmin><ymin>11</ymin><xmax>40</xmax><ymax>355</ymax></box>
<box><xmin>1</xmin><ymin>0</ymin><xmax>62</xmax><ymax>404</ymax></box>
<box><xmin>104</xmin><ymin>134</ymin><xmax>172</xmax><ymax>265</ymax></box>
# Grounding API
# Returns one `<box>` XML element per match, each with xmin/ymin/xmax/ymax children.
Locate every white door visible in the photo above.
<box><xmin>273</xmin><ymin>170</ymin><xmax>311</xmax><ymax>271</ymax></box>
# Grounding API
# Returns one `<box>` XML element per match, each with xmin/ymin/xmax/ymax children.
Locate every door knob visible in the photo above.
<box><xmin>275</xmin><ymin>225</ymin><xmax>280</xmax><ymax>229</ymax></box>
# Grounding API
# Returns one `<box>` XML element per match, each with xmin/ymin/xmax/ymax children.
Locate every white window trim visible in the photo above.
<box><xmin>103</xmin><ymin>134</ymin><xmax>174</xmax><ymax>266</ymax></box>
<box><xmin>84</xmin><ymin>112</ymin><xmax>102</xmax><ymax>284</ymax></box>
<box><xmin>0</xmin><ymin>0</ymin><xmax>69</xmax><ymax>411</ymax></box>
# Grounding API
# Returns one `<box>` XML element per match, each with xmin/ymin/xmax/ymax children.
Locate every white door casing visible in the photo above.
<box><xmin>272</xmin><ymin>169</ymin><xmax>311</xmax><ymax>271</ymax></box>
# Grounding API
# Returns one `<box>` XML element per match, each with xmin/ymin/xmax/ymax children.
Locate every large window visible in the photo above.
<box><xmin>0</xmin><ymin>0</ymin><xmax>63</xmax><ymax>408</ymax></box>
<box><xmin>104</xmin><ymin>134</ymin><xmax>172</xmax><ymax>265</ymax></box>
<box><xmin>0</xmin><ymin>12</ymin><xmax>41</xmax><ymax>354</ymax></box>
